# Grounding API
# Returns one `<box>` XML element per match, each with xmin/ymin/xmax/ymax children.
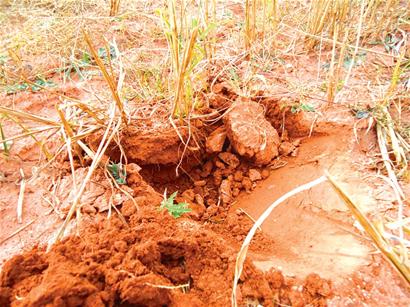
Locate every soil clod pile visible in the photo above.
<box><xmin>0</xmin><ymin>173</ymin><xmax>332</xmax><ymax>307</ymax></box>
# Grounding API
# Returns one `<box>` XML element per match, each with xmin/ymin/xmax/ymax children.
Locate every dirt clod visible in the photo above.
<box><xmin>261</xmin><ymin>168</ymin><xmax>270</xmax><ymax>179</ymax></box>
<box><xmin>218</xmin><ymin>152</ymin><xmax>240</xmax><ymax>168</ymax></box>
<box><xmin>279</xmin><ymin>141</ymin><xmax>297</xmax><ymax>156</ymax></box>
<box><xmin>220</xmin><ymin>179</ymin><xmax>232</xmax><ymax>204</ymax></box>
<box><xmin>242</xmin><ymin>177</ymin><xmax>253</xmax><ymax>192</ymax></box>
<box><xmin>234</xmin><ymin>170</ymin><xmax>244</xmax><ymax>182</ymax></box>
<box><xmin>181</xmin><ymin>189</ymin><xmax>195</xmax><ymax>202</ymax></box>
<box><xmin>120</xmin><ymin>126</ymin><xmax>203</xmax><ymax>165</ymax></box>
<box><xmin>224</xmin><ymin>100</ymin><xmax>280</xmax><ymax>165</ymax></box>
<box><xmin>206</xmin><ymin>126</ymin><xmax>227</xmax><ymax>154</ymax></box>
<box><xmin>249</xmin><ymin>169</ymin><xmax>262</xmax><ymax>182</ymax></box>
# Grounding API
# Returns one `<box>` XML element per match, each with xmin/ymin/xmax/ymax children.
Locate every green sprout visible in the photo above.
<box><xmin>107</xmin><ymin>163</ymin><xmax>126</xmax><ymax>185</ymax></box>
<box><xmin>5</xmin><ymin>78</ymin><xmax>55</xmax><ymax>94</ymax></box>
<box><xmin>291</xmin><ymin>103</ymin><xmax>316</xmax><ymax>114</ymax></box>
<box><xmin>159</xmin><ymin>191</ymin><xmax>191</xmax><ymax>218</ymax></box>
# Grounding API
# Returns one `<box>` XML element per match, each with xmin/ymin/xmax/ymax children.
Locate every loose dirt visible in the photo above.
<box><xmin>1</xmin><ymin>87</ymin><xmax>410</xmax><ymax>306</ymax></box>
<box><xmin>233</xmin><ymin>120</ymin><xmax>409</xmax><ymax>305</ymax></box>
<box><xmin>0</xmin><ymin>181</ymin><xmax>332</xmax><ymax>307</ymax></box>
<box><xmin>0</xmin><ymin>36</ymin><xmax>409</xmax><ymax>307</ymax></box>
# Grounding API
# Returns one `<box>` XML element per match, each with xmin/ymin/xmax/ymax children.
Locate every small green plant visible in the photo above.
<box><xmin>107</xmin><ymin>163</ymin><xmax>127</xmax><ymax>185</ymax></box>
<box><xmin>320</xmin><ymin>80</ymin><xmax>344</xmax><ymax>93</ymax></box>
<box><xmin>291</xmin><ymin>103</ymin><xmax>316</xmax><ymax>114</ymax></box>
<box><xmin>159</xmin><ymin>191</ymin><xmax>191</xmax><ymax>218</ymax></box>
<box><xmin>5</xmin><ymin>78</ymin><xmax>55</xmax><ymax>94</ymax></box>
<box><xmin>343</xmin><ymin>51</ymin><xmax>366</xmax><ymax>69</ymax></box>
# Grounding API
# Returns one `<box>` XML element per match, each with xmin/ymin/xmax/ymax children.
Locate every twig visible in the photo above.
<box><xmin>0</xmin><ymin>220</ymin><xmax>35</xmax><ymax>245</ymax></box>
<box><xmin>17</xmin><ymin>169</ymin><xmax>26</xmax><ymax>224</ymax></box>
<box><xmin>238</xmin><ymin>208</ymin><xmax>262</xmax><ymax>231</ymax></box>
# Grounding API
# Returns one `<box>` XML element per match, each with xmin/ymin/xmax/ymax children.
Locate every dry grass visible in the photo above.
<box><xmin>327</xmin><ymin>173</ymin><xmax>410</xmax><ymax>283</ymax></box>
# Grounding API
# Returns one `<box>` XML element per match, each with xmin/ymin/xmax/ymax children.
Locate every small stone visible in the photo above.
<box><xmin>218</xmin><ymin>152</ymin><xmax>240</xmax><ymax>168</ymax></box>
<box><xmin>221</xmin><ymin>168</ymin><xmax>233</xmax><ymax>177</ymax></box>
<box><xmin>261</xmin><ymin>168</ymin><xmax>270</xmax><ymax>179</ymax></box>
<box><xmin>231</xmin><ymin>224</ymin><xmax>241</xmax><ymax>233</ymax></box>
<box><xmin>220</xmin><ymin>179</ymin><xmax>232</xmax><ymax>204</ymax></box>
<box><xmin>194</xmin><ymin>194</ymin><xmax>204</xmax><ymax>206</ymax></box>
<box><xmin>279</xmin><ymin>141</ymin><xmax>295</xmax><ymax>156</ymax></box>
<box><xmin>213</xmin><ymin>169</ymin><xmax>223</xmax><ymax>185</ymax></box>
<box><xmin>206</xmin><ymin>126</ymin><xmax>227</xmax><ymax>154</ymax></box>
<box><xmin>200</xmin><ymin>160</ymin><xmax>213</xmax><ymax>177</ymax></box>
<box><xmin>242</xmin><ymin>177</ymin><xmax>253</xmax><ymax>192</ymax></box>
<box><xmin>82</xmin><ymin>204</ymin><xmax>97</xmax><ymax>214</ymax></box>
<box><xmin>181</xmin><ymin>189</ymin><xmax>195</xmax><ymax>201</ymax></box>
<box><xmin>249</xmin><ymin>169</ymin><xmax>262</xmax><ymax>182</ymax></box>
<box><xmin>187</xmin><ymin>202</ymin><xmax>206</xmax><ymax>220</ymax></box>
<box><xmin>233</xmin><ymin>181</ymin><xmax>242</xmax><ymax>189</ymax></box>
<box><xmin>194</xmin><ymin>180</ymin><xmax>207</xmax><ymax>187</ymax></box>
<box><xmin>233</xmin><ymin>170</ymin><xmax>243</xmax><ymax>182</ymax></box>
<box><xmin>232</xmin><ymin>187</ymin><xmax>240</xmax><ymax>197</ymax></box>
<box><xmin>215</xmin><ymin>160</ymin><xmax>226</xmax><ymax>169</ymax></box>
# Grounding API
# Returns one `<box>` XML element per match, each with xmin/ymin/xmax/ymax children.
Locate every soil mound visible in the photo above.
<box><xmin>0</xmin><ymin>198</ymin><xmax>332</xmax><ymax>307</ymax></box>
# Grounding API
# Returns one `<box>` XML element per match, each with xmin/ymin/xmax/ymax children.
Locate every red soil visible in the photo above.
<box><xmin>0</xmin><ymin>198</ymin><xmax>331</xmax><ymax>306</ymax></box>
<box><xmin>0</xmin><ymin>59</ymin><xmax>409</xmax><ymax>307</ymax></box>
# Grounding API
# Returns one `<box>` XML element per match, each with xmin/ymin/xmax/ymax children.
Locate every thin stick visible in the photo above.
<box><xmin>144</xmin><ymin>282</ymin><xmax>190</xmax><ymax>290</ymax></box>
<box><xmin>341</xmin><ymin>0</ymin><xmax>366</xmax><ymax>89</ymax></box>
<box><xmin>53</xmin><ymin>103</ymin><xmax>120</xmax><ymax>243</ymax></box>
<box><xmin>0</xmin><ymin>220</ymin><xmax>35</xmax><ymax>245</ymax></box>
<box><xmin>17</xmin><ymin>169</ymin><xmax>26</xmax><ymax>224</ymax></box>
<box><xmin>326</xmin><ymin>172</ymin><xmax>410</xmax><ymax>284</ymax></box>
<box><xmin>238</xmin><ymin>208</ymin><xmax>262</xmax><ymax>231</ymax></box>
<box><xmin>0</xmin><ymin>106</ymin><xmax>60</xmax><ymax>126</ymax></box>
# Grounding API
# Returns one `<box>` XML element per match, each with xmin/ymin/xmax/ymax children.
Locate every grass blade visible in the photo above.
<box><xmin>326</xmin><ymin>172</ymin><xmax>410</xmax><ymax>284</ymax></box>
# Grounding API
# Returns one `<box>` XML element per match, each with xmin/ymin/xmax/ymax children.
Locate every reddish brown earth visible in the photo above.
<box><xmin>0</xmin><ymin>206</ymin><xmax>332</xmax><ymax>306</ymax></box>
<box><xmin>0</xmin><ymin>65</ymin><xmax>409</xmax><ymax>306</ymax></box>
